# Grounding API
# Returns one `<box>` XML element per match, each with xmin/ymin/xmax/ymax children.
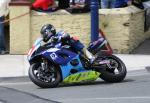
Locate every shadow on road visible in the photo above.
<box><xmin>36</xmin><ymin>79</ymin><xmax>135</xmax><ymax>89</ymax></box>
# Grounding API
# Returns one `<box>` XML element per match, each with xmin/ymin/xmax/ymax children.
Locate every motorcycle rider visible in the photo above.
<box><xmin>40</xmin><ymin>24</ymin><xmax>95</xmax><ymax>64</ymax></box>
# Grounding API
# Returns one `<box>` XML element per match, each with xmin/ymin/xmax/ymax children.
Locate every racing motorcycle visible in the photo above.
<box><xmin>27</xmin><ymin>31</ymin><xmax>127</xmax><ymax>88</ymax></box>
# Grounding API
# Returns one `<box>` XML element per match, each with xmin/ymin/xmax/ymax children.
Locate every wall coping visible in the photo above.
<box><xmin>31</xmin><ymin>6</ymin><xmax>144</xmax><ymax>17</ymax></box>
<box><xmin>31</xmin><ymin>9</ymin><xmax>72</xmax><ymax>16</ymax></box>
<box><xmin>10</xmin><ymin>0</ymin><xmax>31</xmax><ymax>6</ymax></box>
<box><xmin>99</xmin><ymin>6</ymin><xmax>144</xmax><ymax>15</ymax></box>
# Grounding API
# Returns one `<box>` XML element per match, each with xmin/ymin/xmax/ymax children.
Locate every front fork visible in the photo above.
<box><xmin>40</xmin><ymin>58</ymin><xmax>55</xmax><ymax>80</ymax></box>
<box><xmin>41</xmin><ymin>58</ymin><xmax>48</xmax><ymax>71</ymax></box>
<box><xmin>40</xmin><ymin>58</ymin><xmax>55</xmax><ymax>74</ymax></box>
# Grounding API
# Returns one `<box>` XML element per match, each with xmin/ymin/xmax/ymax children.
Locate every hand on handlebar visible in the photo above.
<box><xmin>51</xmin><ymin>36</ymin><xmax>59</xmax><ymax>43</ymax></box>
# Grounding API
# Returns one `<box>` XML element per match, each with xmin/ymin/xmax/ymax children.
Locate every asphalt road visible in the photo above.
<box><xmin>0</xmin><ymin>70</ymin><xmax>150</xmax><ymax>103</ymax></box>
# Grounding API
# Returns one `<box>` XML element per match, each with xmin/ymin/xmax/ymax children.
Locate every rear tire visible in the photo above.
<box><xmin>29</xmin><ymin>63</ymin><xmax>61</xmax><ymax>88</ymax></box>
<box><xmin>96</xmin><ymin>55</ymin><xmax>127</xmax><ymax>83</ymax></box>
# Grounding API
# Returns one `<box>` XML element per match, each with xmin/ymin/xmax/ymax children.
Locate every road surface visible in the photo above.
<box><xmin>0</xmin><ymin>70</ymin><xmax>150</xmax><ymax>103</ymax></box>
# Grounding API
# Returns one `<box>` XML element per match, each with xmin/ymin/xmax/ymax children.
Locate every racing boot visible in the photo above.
<box><xmin>83</xmin><ymin>48</ymin><xmax>96</xmax><ymax>64</ymax></box>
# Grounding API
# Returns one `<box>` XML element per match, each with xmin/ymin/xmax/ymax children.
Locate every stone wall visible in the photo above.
<box><xmin>31</xmin><ymin>11</ymin><xmax>91</xmax><ymax>46</ymax></box>
<box><xmin>9</xmin><ymin>0</ymin><xmax>31</xmax><ymax>54</ymax></box>
<box><xmin>99</xmin><ymin>6</ymin><xmax>150</xmax><ymax>53</ymax></box>
<box><xmin>9</xmin><ymin>2</ymin><xmax>150</xmax><ymax>54</ymax></box>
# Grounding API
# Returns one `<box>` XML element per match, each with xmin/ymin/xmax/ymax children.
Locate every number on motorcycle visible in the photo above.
<box><xmin>50</xmin><ymin>53</ymin><xmax>57</xmax><ymax>60</ymax></box>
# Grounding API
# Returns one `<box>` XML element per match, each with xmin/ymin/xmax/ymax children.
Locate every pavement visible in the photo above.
<box><xmin>0</xmin><ymin>54</ymin><xmax>150</xmax><ymax>77</ymax></box>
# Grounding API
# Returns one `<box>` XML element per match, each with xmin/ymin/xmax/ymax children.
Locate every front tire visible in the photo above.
<box><xmin>96</xmin><ymin>55</ymin><xmax>127</xmax><ymax>83</ymax></box>
<box><xmin>29</xmin><ymin>63</ymin><xmax>61</xmax><ymax>88</ymax></box>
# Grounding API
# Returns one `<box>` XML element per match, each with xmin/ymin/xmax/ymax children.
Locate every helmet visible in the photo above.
<box><xmin>40</xmin><ymin>24</ymin><xmax>56</xmax><ymax>42</ymax></box>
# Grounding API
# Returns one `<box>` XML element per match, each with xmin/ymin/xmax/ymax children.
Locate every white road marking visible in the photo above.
<box><xmin>61</xmin><ymin>96</ymin><xmax>150</xmax><ymax>102</ymax></box>
<box><xmin>127</xmin><ymin>73</ymin><xmax>150</xmax><ymax>77</ymax></box>
<box><xmin>0</xmin><ymin>82</ymin><xmax>32</xmax><ymax>86</ymax></box>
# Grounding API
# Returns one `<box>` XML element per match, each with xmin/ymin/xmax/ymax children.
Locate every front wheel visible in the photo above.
<box><xmin>29</xmin><ymin>62</ymin><xmax>61</xmax><ymax>88</ymax></box>
<box><xmin>96</xmin><ymin>55</ymin><xmax>127</xmax><ymax>83</ymax></box>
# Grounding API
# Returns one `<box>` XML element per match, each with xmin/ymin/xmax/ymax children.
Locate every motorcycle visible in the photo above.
<box><xmin>27</xmin><ymin>32</ymin><xmax>127</xmax><ymax>88</ymax></box>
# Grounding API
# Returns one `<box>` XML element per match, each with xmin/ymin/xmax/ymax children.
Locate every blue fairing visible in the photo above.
<box><xmin>41</xmin><ymin>48</ymin><xmax>77</xmax><ymax>65</ymax></box>
<box><xmin>60</xmin><ymin>55</ymin><xmax>85</xmax><ymax>79</ymax></box>
<box><xmin>41</xmin><ymin>48</ymin><xmax>85</xmax><ymax>79</ymax></box>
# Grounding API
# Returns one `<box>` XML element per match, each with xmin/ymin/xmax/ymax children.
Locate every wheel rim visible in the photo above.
<box><xmin>105</xmin><ymin>58</ymin><xmax>122</xmax><ymax>75</ymax></box>
<box><xmin>33</xmin><ymin>63</ymin><xmax>58</xmax><ymax>83</ymax></box>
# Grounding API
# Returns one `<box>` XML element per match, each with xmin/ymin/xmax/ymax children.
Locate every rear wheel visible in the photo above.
<box><xmin>29</xmin><ymin>62</ymin><xmax>61</xmax><ymax>88</ymax></box>
<box><xmin>95</xmin><ymin>55</ymin><xmax>127</xmax><ymax>83</ymax></box>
